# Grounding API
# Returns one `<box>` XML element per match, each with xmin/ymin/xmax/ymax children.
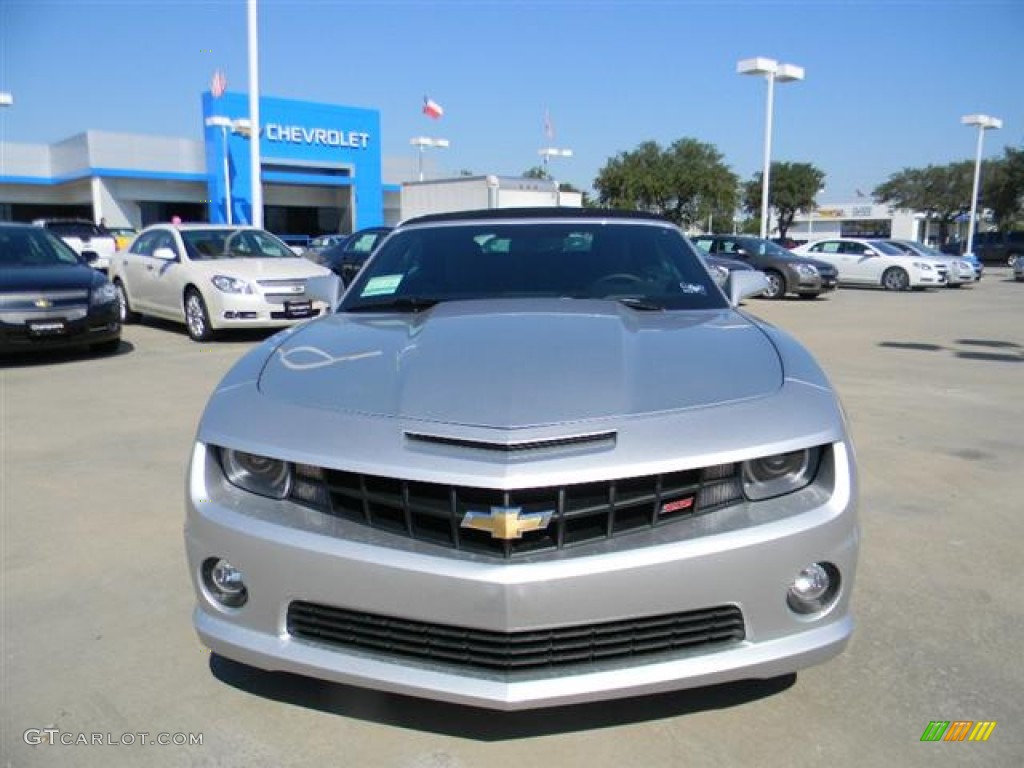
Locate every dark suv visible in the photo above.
<box><xmin>941</xmin><ymin>231</ymin><xmax>1024</xmax><ymax>266</ymax></box>
<box><xmin>691</xmin><ymin>235</ymin><xmax>838</xmax><ymax>299</ymax></box>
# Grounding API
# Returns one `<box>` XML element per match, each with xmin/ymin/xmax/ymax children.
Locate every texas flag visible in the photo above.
<box><xmin>422</xmin><ymin>96</ymin><xmax>444</xmax><ymax>119</ymax></box>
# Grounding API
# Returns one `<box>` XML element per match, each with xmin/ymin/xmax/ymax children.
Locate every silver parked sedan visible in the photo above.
<box><xmin>186</xmin><ymin>208</ymin><xmax>859</xmax><ymax>710</ymax></box>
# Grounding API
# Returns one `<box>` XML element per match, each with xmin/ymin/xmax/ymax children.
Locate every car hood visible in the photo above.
<box><xmin>186</xmin><ymin>258</ymin><xmax>330</xmax><ymax>280</ymax></box>
<box><xmin>257</xmin><ymin>299</ymin><xmax>783</xmax><ymax>429</ymax></box>
<box><xmin>0</xmin><ymin>264</ymin><xmax>103</xmax><ymax>293</ymax></box>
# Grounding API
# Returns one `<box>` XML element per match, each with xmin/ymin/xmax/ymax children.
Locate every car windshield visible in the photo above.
<box><xmin>181</xmin><ymin>228</ymin><xmax>297</xmax><ymax>260</ymax></box>
<box><xmin>868</xmin><ymin>241</ymin><xmax>905</xmax><ymax>256</ymax></box>
<box><xmin>340</xmin><ymin>221</ymin><xmax>726</xmax><ymax>312</ymax></box>
<box><xmin>0</xmin><ymin>227</ymin><xmax>83</xmax><ymax>267</ymax></box>
<box><xmin>913</xmin><ymin>243</ymin><xmax>945</xmax><ymax>258</ymax></box>
<box><xmin>739</xmin><ymin>237</ymin><xmax>794</xmax><ymax>258</ymax></box>
<box><xmin>45</xmin><ymin>221</ymin><xmax>106</xmax><ymax>238</ymax></box>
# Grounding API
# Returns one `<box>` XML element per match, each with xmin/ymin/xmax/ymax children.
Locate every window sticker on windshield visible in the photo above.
<box><xmin>361</xmin><ymin>274</ymin><xmax>404</xmax><ymax>297</ymax></box>
<box><xmin>679</xmin><ymin>282</ymin><xmax>707</xmax><ymax>295</ymax></box>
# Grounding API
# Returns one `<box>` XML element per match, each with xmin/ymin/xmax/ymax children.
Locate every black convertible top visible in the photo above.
<box><xmin>402</xmin><ymin>207</ymin><xmax>672</xmax><ymax>226</ymax></box>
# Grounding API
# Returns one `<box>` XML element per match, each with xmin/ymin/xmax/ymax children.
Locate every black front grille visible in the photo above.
<box><xmin>287</xmin><ymin>602</ymin><xmax>745</xmax><ymax>673</ymax></box>
<box><xmin>289</xmin><ymin>463</ymin><xmax>743</xmax><ymax>559</ymax></box>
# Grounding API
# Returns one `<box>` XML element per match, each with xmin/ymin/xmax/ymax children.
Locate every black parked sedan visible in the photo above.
<box><xmin>0</xmin><ymin>223</ymin><xmax>121</xmax><ymax>356</ymax></box>
<box><xmin>319</xmin><ymin>227</ymin><xmax>392</xmax><ymax>285</ymax></box>
<box><xmin>692</xmin><ymin>235</ymin><xmax>837</xmax><ymax>299</ymax></box>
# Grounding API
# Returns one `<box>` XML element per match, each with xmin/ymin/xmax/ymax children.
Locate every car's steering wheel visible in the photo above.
<box><xmin>588</xmin><ymin>273</ymin><xmax>647</xmax><ymax>294</ymax></box>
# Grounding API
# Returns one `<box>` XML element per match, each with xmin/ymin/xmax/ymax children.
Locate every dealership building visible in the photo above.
<box><xmin>0</xmin><ymin>92</ymin><xmax>404</xmax><ymax>234</ymax></box>
<box><xmin>786</xmin><ymin>202</ymin><xmax>945</xmax><ymax>245</ymax></box>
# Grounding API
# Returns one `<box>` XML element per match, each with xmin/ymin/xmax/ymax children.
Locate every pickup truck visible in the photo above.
<box><xmin>942</xmin><ymin>231</ymin><xmax>1024</xmax><ymax>266</ymax></box>
<box><xmin>32</xmin><ymin>218</ymin><xmax>117</xmax><ymax>272</ymax></box>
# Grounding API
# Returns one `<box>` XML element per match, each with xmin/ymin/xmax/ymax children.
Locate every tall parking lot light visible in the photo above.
<box><xmin>410</xmin><ymin>136</ymin><xmax>450</xmax><ymax>181</ymax></box>
<box><xmin>738</xmin><ymin>57</ymin><xmax>804</xmax><ymax>240</ymax></box>
<box><xmin>539</xmin><ymin>147</ymin><xmax>573</xmax><ymax>206</ymax></box>
<box><xmin>961</xmin><ymin>114</ymin><xmax>1002</xmax><ymax>256</ymax></box>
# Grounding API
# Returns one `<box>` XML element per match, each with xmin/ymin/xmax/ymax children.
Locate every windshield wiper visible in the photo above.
<box><xmin>345</xmin><ymin>297</ymin><xmax>441</xmax><ymax>313</ymax></box>
<box><xmin>615</xmin><ymin>297</ymin><xmax>665</xmax><ymax>311</ymax></box>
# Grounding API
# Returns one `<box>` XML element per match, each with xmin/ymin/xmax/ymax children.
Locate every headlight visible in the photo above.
<box><xmin>912</xmin><ymin>261</ymin><xmax>933</xmax><ymax>271</ymax></box>
<box><xmin>957</xmin><ymin>261</ymin><xmax>970</xmax><ymax>270</ymax></box>
<box><xmin>220</xmin><ymin>448</ymin><xmax>292</xmax><ymax>499</ymax></box>
<box><xmin>795</xmin><ymin>263</ymin><xmax>819</xmax><ymax>277</ymax></box>
<box><xmin>742</xmin><ymin>447</ymin><xmax>821</xmax><ymax>500</ymax></box>
<box><xmin>211</xmin><ymin>275</ymin><xmax>254</xmax><ymax>294</ymax></box>
<box><xmin>89</xmin><ymin>282</ymin><xmax>118</xmax><ymax>306</ymax></box>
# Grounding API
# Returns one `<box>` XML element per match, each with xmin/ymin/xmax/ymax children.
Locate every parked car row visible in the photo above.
<box><xmin>5</xmin><ymin>213</ymin><xmax>1019</xmax><ymax>358</ymax></box>
<box><xmin>789</xmin><ymin>237</ymin><xmax>976</xmax><ymax>291</ymax></box>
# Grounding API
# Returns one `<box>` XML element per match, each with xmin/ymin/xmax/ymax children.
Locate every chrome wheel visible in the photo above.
<box><xmin>882</xmin><ymin>267</ymin><xmax>910</xmax><ymax>291</ymax></box>
<box><xmin>762</xmin><ymin>271</ymin><xmax>785</xmax><ymax>299</ymax></box>
<box><xmin>114</xmin><ymin>280</ymin><xmax>139</xmax><ymax>323</ymax></box>
<box><xmin>185</xmin><ymin>290</ymin><xmax>213</xmax><ymax>341</ymax></box>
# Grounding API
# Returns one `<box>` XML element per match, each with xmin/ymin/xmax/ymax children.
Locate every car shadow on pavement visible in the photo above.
<box><xmin>209</xmin><ymin>655</ymin><xmax>795</xmax><ymax>739</ymax></box>
<box><xmin>137</xmin><ymin>315</ymin><xmax>279</xmax><ymax>344</ymax></box>
<box><xmin>879</xmin><ymin>338</ymin><xmax>1023</xmax><ymax>363</ymax></box>
<box><xmin>0</xmin><ymin>339</ymin><xmax>135</xmax><ymax>368</ymax></box>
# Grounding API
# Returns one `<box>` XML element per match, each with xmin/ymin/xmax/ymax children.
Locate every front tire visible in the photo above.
<box><xmin>798</xmin><ymin>293</ymin><xmax>820</xmax><ymax>300</ymax></box>
<box><xmin>882</xmin><ymin>267</ymin><xmax>910</xmax><ymax>291</ymax></box>
<box><xmin>761</xmin><ymin>270</ymin><xmax>786</xmax><ymax>299</ymax></box>
<box><xmin>114</xmin><ymin>280</ymin><xmax>140</xmax><ymax>323</ymax></box>
<box><xmin>184</xmin><ymin>289</ymin><xmax>215</xmax><ymax>341</ymax></box>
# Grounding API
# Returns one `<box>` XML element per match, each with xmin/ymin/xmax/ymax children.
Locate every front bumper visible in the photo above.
<box><xmin>0</xmin><ymin>303</ymin><xmax>120</xmax><ymax>354</ymax></box>
<box><xmin>186</xmin><ymin>441</ymin><xmax>859</xmax><ymax>710</ymax></box>
<box><xmin>206</xmin><ymin>293</ymin><xmax>329</xmax><ymax>330</ymax></box>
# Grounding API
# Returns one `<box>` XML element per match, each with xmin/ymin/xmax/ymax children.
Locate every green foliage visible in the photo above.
<box><xmin>593</xmin><ymin>138</ymin><xmax>738</xmax><ymax>228</ymax></box>
<box><xmin>983</xmin><ymin>147</ymin><xmax>1024</xmax><ymax>228</ymax></box>
<box><xmin>742</xmin><ymin>162</ymin><xmax>825</xmax><ymax>238</ymax></box>
<box><xmin>873</xmin><ymin>162</ymin><xmax>973</xmax><ymax>243</ymax></box>
<box><xmin>522</xmin><ymin>166</ymin><xmax>551</xmax><ymax>180</ymax></box>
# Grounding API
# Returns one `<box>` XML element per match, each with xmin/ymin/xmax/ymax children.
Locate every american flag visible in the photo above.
<box><xmin>422</xmin><ymin>96</ymin><xmax>443</xmax><ymax>119</ymax></box>
<box><xmin>211</xmin><ymin>69</ymin><xmax>227</xmax><ymax>99</ymax></box>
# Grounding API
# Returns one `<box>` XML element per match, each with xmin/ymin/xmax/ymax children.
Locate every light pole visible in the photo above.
<box><xmin>410</xmin><ymin>136</ymin><xmax>450</xmax><ymax>181</ymax></box>
<box><xmin>205</xmin><ymin>116</ymin><xmax>235</xmax><ymax>224</ymax></box>
<box><xmin>0</xmin><ymin>92</ymin><xmax>12</xmax><ymax>183</ymax></box>
<box><xmin>539</xmin><ymin>147</ymin><xmax>572</xmax><ymax>206</ymax></box>
<box><xmin>738</xmin><ymin>57</ymin><xmax>804</xmax><ymax>239</ymax></box>
<box><xmin>961</xmin><ymin>113</ymin><xmax>1002</xmax><ymax>255</ymax></box>
<box><xmin>247</xmin><ymin>0</ymin><xmax>263</xmax><ymax>228</ymax></box>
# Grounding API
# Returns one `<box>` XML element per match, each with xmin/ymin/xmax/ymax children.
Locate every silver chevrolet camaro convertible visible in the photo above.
<box><xmin>186</xmin><ymin>208</ymin><xmax>859</xmax><ymax>710</ymax></box>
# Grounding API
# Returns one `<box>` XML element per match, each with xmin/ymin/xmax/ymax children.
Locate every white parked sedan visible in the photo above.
<box><xmin>885</xmin><ymin>239</ymin><xmax>977</xmax><ymax>286</ymax></box>
<box><xmin>791</xmin><ymin>238</ymin><xmax>947</xmax><ymax>291</ymax></box>
<box><xmin>109</xmin><ymin>224</ymin><xmax>337</xmax><ymax>340</ymax></box>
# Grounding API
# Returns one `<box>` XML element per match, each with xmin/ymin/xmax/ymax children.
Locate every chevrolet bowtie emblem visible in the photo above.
<box><xmin>34</xmin><ymin>298</ymin><xmax>53</xmax><ymax>309</ymax></box>
<box><xmin>461</xmin><ymin>506</ymin><xmax>553</xmax><ymax>540</ymax></box>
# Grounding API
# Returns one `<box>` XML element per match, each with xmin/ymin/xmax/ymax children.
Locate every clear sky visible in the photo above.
<box><xmin>2</xmin><ymin>0</ymin><xmax>1022</xmax><ymax>203</ymax></box>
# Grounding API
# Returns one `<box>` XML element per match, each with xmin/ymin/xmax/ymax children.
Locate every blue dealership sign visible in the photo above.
<box><xmin>201</xmin><ymin>92</ymin><xmax>383</xmax><ymax>228</ymax></box>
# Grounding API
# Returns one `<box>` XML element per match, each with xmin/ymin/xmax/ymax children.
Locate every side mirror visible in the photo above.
<box><xmin>80</xmin><ymin>251</ymin><xmax>99</xmax><ymax>264</ymax></box>
<box><xmin>728</xmin><ymin>270</ymin><xmax>769</xmax><ymax>306</ymax></box>
<box><xmin>153</xmin><ymin>247</ymin><xmax>177</xmax><ymax>261</ymax></box>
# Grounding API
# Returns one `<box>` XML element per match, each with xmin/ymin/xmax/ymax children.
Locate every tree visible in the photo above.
<box><xmin>982</xmin><ymin>147</ymin><xmax>1024</xmax><ymax>228</ymax></box>
<box><xmin>873</xmin><ymin>162</ymin><xmax>973</xmax><ymax>244</ymax></box>
<box><xmin>522</xmin><ymin>166</ymin><xmax>550</xmax><ymax>180</ymax></box>
<box><xmin>593</xmin><ymin>138</ymin><xmax>738</xmax><ymax>228</ymax></box>
<box><xmin>742</xmin><ymin>162</ymin><xmax>825</xmax><ymax>239</ymax></box>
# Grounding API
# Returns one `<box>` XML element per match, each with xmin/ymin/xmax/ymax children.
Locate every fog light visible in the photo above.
<box><xmin>202</xmin><ymin>557</ymin><xmax>248</xmax><ymax>608</ymax></box>
<box><xmin>787</xmin><ymin>562</ymin><xmax>839</xmax><ymax>615</ymax></box>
